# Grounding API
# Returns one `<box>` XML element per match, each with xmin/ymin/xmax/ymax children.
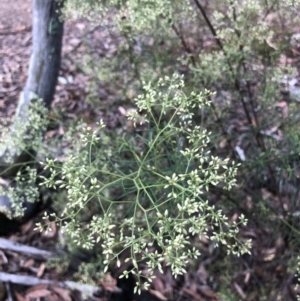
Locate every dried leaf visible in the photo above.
<box><xmin>118</xmin><ymin>106</ymin><xmax>127</xmax><ymax>116</ymax></box>
<box><xmin>262</xmin><ymin>248</ymin><xmax>276</xmax><ymax>261</ymax></box>
<box><xmin>14</xmin><ymin>292</ymin><xmax>27</xmax><ymax>301</ymax></box>
<box><xmin>198</xmin><ymin>285</ymin><xmax>218</xmax><ymax>299</ymax></box>
<box><xmin>149</xmin><ymin>289</ymin><xmax>168</xmax><ymax>301</ymax></box>
<box><xmin>25</xmin><ymin>284</ymin><xmax>47</xmax><ymax>295</ymax></box>
<box><xmin>25</xmin><ymin>288</ymin><xmax>52</xmax><ymax>299</ymax></box>
<box><xmin>36</xmin><ymin>262</ymin><xmax>46</xmax><ymax>278</ymax></box>
<box><xmin>22</xmin><ymin>258</ymin><xmax>35</xmax><ymax>268</ymax></box>
<box><xmin>182</xmin><ymin>287</ymin><xmax>205</xmax><ymax>301</ymax></box>
<box><xmin>21</xmin><ymin>220</ymin><xmax>34</xmax><ymax>235</ymax></box>
<box><xmin>233</xmin><ymin>282</ymin><xmax>246</xmax><ymax>300</ymax></box>
<box><xmin>51</xmin><ymin>286</ymin><xmax>72</xmax><ymax>301</ymax></box>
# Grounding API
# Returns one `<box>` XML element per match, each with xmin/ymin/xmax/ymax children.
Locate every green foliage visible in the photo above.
<box><xmin>0</xmin><ymin>167</ymin><xmax>39</xmax><ymax>218</ymax></box>
<box><xmin>0</xmin><ymin>97</ymin><xmax>48</xmax><ymax>164</ymax></box>
<box><xmin>0</xmin><ymin>99</ymin><xmax>49</xmax><ymax>218</ymax></box>
<box><xmin>74</xmin><ymin>257</ymin><xmax>105</xmax><ymax>284</ymax></box>
<box><xmin>47</xmin><ymin>254</ymin><xmax>71</xmax><ymax>274</ymax></box>
<box><xmin>38</xmin><ymin>75</ymin><xmax>250</xmax><ymax>286</ymax></box>
<box><xmin>61</xmin><ymin>0</ymin><xmax>194</xmax><ymax>31</ymax></box>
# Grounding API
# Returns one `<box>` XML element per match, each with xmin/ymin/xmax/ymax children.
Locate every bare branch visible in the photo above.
<box><xmin>0</xmin><ymin>272</ymin><xmax>102</xmax><ymax>295</ymax></box>
<box><xmin>0</xmin><ymin>238</ymin><xmax>63</xmax><ymax>260</ymax></box>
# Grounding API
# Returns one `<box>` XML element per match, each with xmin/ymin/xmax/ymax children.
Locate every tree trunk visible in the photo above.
<box><xmin>23</xmin><ymin>0</ymin><xmax>64</xmax><ymax>111</ymax></box>
<box><xmin>0</xmin><ymin>0</ymin><xmax>64</xmax><ymax>177</ymax></box>
<box><xmin>0</xmin><ymin>0</ymin><xmax>64</xmax><ymax>221</ymax></box>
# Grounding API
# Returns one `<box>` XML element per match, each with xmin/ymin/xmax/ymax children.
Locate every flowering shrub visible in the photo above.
<box><xmin>38</xmin><ymin>75</ymin><xmax>250</xmax><ymax>289</ymax></box>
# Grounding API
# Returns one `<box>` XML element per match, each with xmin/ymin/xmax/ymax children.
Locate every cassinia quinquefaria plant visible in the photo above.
<box><xmin>38</xmin><ymin>75</ymin><xmax>250</xmax><ymax>292</ymax></box>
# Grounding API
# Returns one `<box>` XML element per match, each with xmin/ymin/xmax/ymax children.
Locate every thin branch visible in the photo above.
<box><xmin>192</xmin><ymin>0</ymin><xmax>254</xmax><ymax>129</ymax></box>
<box><xmin>172</xmin><ymin>24</ymin><xmax>196</xmax><ymax>66</ymax></box>
<box><xmin>192</xmin><ymin>0</ymin><xmax>224</xmax><ymax>51</ymax></box>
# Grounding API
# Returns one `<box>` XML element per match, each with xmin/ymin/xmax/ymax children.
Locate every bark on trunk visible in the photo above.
<box><xmin>23</xmin><ymin>0</ymin><xmax>64</xmax><ymax>111</ymax></box>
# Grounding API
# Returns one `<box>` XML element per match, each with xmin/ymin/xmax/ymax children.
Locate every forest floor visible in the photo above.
<box><xmin>0</xmin><ymin>2</ymin><xmax>300</xmax><ymax>301</ymax></box>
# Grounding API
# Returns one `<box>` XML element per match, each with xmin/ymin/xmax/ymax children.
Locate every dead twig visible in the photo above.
<box><xmin>0</xmin><ymin>272</ymin><xmax>101</xmax><ymax>295</ymax></box>
<box><xmin>0</xmin><ymin>27</ymin><xmax>32</xmax><ymax>35</ymax></box>
<box><xmin>0</xmin><ymin>238</ymin><xmax>64</xmax><ymax>260</ymax></box>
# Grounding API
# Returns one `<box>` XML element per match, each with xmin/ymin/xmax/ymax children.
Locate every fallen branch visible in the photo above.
<box><xmin>0</xmin><ymin>26</ymin><xmax>32</xmax><ymax>35</ymax></box>
<box><xmin>0</xmin><ymin>238</ymin><xmax>63</xmax><ymax>260</ymax></box>
<box><xmin>0</xmin><ymin>272</ymin><xmax>101</xmax><ymax>295</ymax></box>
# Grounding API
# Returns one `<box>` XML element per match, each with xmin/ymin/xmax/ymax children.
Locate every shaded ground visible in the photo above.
<box><xmin>0</xmin><ymin>0</ymin><xmax>32</xmax><ymax>119</ymax></box>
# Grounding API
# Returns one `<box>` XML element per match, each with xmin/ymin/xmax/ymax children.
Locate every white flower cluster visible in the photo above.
<box><xmin>39</xmin><ymin>75</ymin><xmax>250</xmax><ymax>286</ymax></box>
